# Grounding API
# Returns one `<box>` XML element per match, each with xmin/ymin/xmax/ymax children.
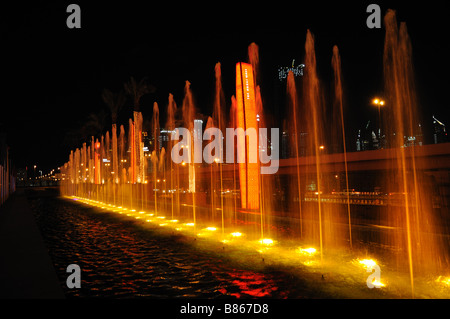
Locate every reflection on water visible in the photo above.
<box><xmin>28</xmin><ymin>188</ymin><xmax>305</xmax><ymax>298</ymax></box>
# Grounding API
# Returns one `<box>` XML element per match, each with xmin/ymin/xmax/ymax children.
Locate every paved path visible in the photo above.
<box><xmin>0</xmin><ymin>188</ymin><xmax>64</xmax><ymax>298</ymax></box>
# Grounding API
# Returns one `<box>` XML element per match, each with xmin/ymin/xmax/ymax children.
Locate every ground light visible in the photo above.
<box><xmin>66</xmin><ymin>196</ymin><xmax>450</xmax><ymax>296</ymax></box>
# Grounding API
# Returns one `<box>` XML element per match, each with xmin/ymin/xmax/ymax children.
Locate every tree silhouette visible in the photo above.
<box><xmin>123</xmin><ymin>77</ymin><xmax>155</xmax><ymax>112</ymax></box>
<box><xmin>101</xmin><ymin>88</ymin><xmax>126</xmax><ymax>124</ymax></box>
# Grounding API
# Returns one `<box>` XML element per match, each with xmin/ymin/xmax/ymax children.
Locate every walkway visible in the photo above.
<box><xmin>0</xmin><ymin>188</ymin><xmax>64</xmax><ymax>298</ymax></box>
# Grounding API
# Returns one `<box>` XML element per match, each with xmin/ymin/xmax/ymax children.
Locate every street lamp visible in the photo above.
<box><xmin>372</xmin><ymin>98</ymin><xmax>385</xmax><ymax>143</ymax></box>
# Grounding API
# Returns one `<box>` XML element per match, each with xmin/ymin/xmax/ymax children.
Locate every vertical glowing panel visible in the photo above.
<box><xmin>236</xmin><ymin>62</ymin><xmax>259</xmax><ymax>210</ymax></box>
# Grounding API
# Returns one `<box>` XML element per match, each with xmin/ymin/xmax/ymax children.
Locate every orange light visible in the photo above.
<box><xmin>236</xmin><ymin>62</ymin><xmax>259</xmax><ymax>210</ymax></box>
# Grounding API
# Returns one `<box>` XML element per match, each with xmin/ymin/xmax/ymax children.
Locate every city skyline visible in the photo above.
<box><xmin>1</xmin><ymin>2</ymin><xmax>449</xmax><ymax>172</ymax></box>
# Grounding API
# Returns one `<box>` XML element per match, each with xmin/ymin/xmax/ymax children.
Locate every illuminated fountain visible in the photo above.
<box><xmin>381</xmin><ymin>9</ymin><xmax>449</xmax><ymax>296</ymax></box>
<box><xmin>60</xmin><ymin>10</ymin><xmax>450</xmax><ymax>298</ymax></box>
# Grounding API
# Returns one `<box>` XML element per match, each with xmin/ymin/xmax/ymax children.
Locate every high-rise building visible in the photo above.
<box><xmin>433</xmin><ymin>116</ymin><xmax>447</xmax><ymax>144</ymax></box>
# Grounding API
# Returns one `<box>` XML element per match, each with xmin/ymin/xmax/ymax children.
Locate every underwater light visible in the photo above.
<box><xmin>259</xmin><ymin>238</ymin><xmax>275</xmax><ymax>246</ymax></box>
<box><xmin>358</xmin><ymin>259</ymin><xmax>377</xmax><ymax>269</ymax></box>
<box><xmin>297</xmin><ymin>247</ymin><xmax>317</xmax><ymax>256</ymax></box>
<box><xmin>436</xmin><ymin>276</ymin><xmax>450</xmax><ymax>286</ymax></box>
<box><xmin>371</xmin><ymin>279</ymin><xmax>385</xmax><ymax>288</ymax></box>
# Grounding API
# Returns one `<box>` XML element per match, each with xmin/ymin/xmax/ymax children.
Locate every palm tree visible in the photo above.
<box><xmin>123</xmin><ymin>77</ymin><xmax>155</xmax><ymax>112</ymax></box>
<box><xmin>101</xmin><ymin>88</ymin><xmax>126</xmax><ymax>125</ymax></box>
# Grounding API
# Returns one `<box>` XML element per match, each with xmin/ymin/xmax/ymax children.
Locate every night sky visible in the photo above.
<box><xmin>1</xmin><ymin>1</ymin><xmax>449</xmax><ymax>173</ymax></box>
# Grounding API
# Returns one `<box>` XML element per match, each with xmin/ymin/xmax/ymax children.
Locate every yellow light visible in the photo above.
<box><xmin>371</xmin><ymin>280</ymin><xmax>385</xmax><ymax>288</ymax></box>
<box><xmin>379</xmin><ymin>100</ymin><xmax>385</xmax><ymax>106</ymax></box>
<box><xmin>185</xmin><ymin>223</ymin><xmax>195</xmax><ymax>227</ymax></box>
<box><xmin>358</xmin><ymin>259</ymin><xmax>377</xmax><ymax>269</ymax></box>
<box><xmin>373</xmin><ymin>98</ymin><xmax>380</xmax><ymax>105</ymax></box>
<box><xmin>436</xmin><ymin>276</ymin><xmax>450</xmax><ymax>286</ymax></box>
<box><xmin>303</xmin><ymin>260</ymin><xmax>319</xmax><ymax>267</ymax></box>
<box><xmin>139</xmin><ymin>211</ymin><xmax>145</xmax><ymax>214</ymax></box>
<box><xmin>169</xmin><ymin>219</ymin><xmax>179</xmax><ymax>223</ymax></box>
<box><xmin>259</xmin><ymin>238</ymin><xmax>275</xmax><ymax>246</ymax></box>
<box><xmin>230</xmin><ymin>232</ymin><xmax>243</xmax><ymax>237</ymax></box>
<box><xmin>319</xmin><ymin>145</ymin><xmax>325</xmax><ymax>150</ymax></box>
<box><xmin>204</xmin><ymin>227</ymin><xmax>217</xmax><ymax>231</ymax></box>
<box><xmin>297</xmin><ymin>247</ymin><xmax>317</xmax><ymax>256</ymax></box>
<box><xmin>156</xmin><ymin>216</ymin><xmax>166</xmax><ymax>219</ymax></box>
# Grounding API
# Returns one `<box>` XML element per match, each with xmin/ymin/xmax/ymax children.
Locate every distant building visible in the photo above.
<box><xmin>16</xmin><ymin>168</ymin><xmax>27</xmax><ymax>181</ymax></box>
<box><xmin>433</xmin><ymin>116</ymin><xmax>447</xmax><ymax>144</ymax></box>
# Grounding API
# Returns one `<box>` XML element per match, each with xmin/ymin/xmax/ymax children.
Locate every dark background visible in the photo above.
<box><xmin>1</xmin><ymin>1</ymin><xmax>449</xmax><ymax>173</ymax></box>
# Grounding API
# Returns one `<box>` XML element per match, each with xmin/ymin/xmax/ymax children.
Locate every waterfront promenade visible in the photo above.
<box><xmin>0</xmin><ymin>188</ymin><xmax>64</xmax><ymax>298</ymax></box>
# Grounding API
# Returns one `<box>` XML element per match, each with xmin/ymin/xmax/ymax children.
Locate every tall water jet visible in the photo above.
<box><xmin>248</xmin><ymin>42</ymin><xmax>260</xmax><ymax>87</ymax></box>
<box><xmin>383</xmin><ymin>9</ymin><xmax>449</xmax><ymax>297</ymax></box>
<box><xmin>205</xmin><ymin>116</ymin><xmax>216</xmax><ymax>223</ymax></box>
<box><xmin>152</xmin><ymin>102</ymin><xmax>160</xmax><ymax>214</ymax></box>
<box><xmin>119</xmin><ymin>125</ymin><xmax>125</xmax><ymax>207</ymax></box>
<box><xmin>159</xmin><ymin>147</ymin><xmax>166</xmax><ymax>212</ymax></box>
<box><xmin>303</xmin><ymin>30</ymin><xmax>324</xmax><ymax>260</ymax></box>
<box><xmin>287</xmin><ymin>71</ymin><xmax>303</xmax><ymax>238</ymax></box>
<box><xmin>165</xmin><ymin>93</ymin><xmax>177</xmax><ymax>219</ymax></box>
<box><xmin>112</xmin><ymin>124</ymin><xmax>118</xmax><ymax>204</ymax></box>
<box><xmin>128</xmin><ymin>118</ymin><xmax>135</xmax><ymax>209</ymax></box>
<box><xmin>331</xmin><ymin>45</ymin><xmax>352</xmax><ymax>249</ymax></box>
<box><xmin>182</xmin><ymin>81</ymin><xmax>197</xmax><ymax>225</ymax></box>
<box><xmin>229</xmin><ymin>96</ymin><xmax>238</xmax><ymax>223</ymax></box>
<box><xmin>213</xmin><ymin>63</ymin><xmax>225</xmax><ymax>237</ymax></box>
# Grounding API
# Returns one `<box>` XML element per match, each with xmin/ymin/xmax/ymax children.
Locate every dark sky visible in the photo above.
<box><xmin>1</xmin><ymin>1</ymin><xmax>449</xmax><ymax>173</ymax></box>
